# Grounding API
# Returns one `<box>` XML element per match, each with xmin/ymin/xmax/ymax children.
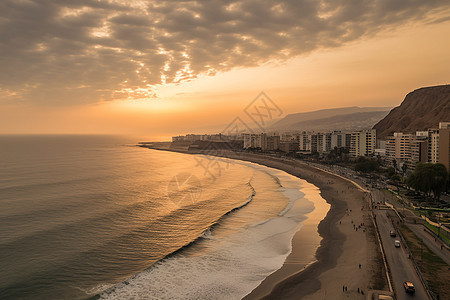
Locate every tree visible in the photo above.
<box><xmin>401</xmin><ymin>163</ymin><xmax>408</xmax><ymax>178</ymax></box>
<box><xmin>386</xmin><ymin>167</ymin><xmax>395</xmax><ymax>177</ymax></box>
<box><xmin>406</xmin><ymin>163</ymin><xmax>448</xmax><ymax>199</ymax></box>
<box><xmin>393</xmin><ymin>159</ymin><xmax>398</xmax><ymax>174</ymax></box>
<box><xmin>355</xmin><ymin>157</ymin><xmax>379</xmax><ymax>173</ymax></box>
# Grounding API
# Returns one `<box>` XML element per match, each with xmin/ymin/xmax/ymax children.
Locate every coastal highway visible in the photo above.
<box><xmin>374</xmin><ymin>206</ymin><xmax>430</xmax><ymax>300</ymax></box>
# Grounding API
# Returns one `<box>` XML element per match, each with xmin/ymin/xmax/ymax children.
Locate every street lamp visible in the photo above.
<box><xmin>437</xmin><ymin>214</ymin><xmax>441</xmax><ymax>239</ymax></box>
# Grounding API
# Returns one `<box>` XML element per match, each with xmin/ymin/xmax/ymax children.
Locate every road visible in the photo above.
<box><xmin>379</xmin><ymin>188</ymin><xmax>450</xmax><ymax>266</ymax></box>
<box><xmin>374</xmin><ymin>206</ymin><xmax>430</xmax><ymax>300</ymax></box>
<box><xmin>312</xmin><ymin>163</ymin><xmax>437</xmax><ymax>299</ymax></box>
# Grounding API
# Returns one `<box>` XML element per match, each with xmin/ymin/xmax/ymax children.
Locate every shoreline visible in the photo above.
<box><xmin>141</xmin><ymin>147</ymin><xmax>385</xmax><ymax>299</ymax></box>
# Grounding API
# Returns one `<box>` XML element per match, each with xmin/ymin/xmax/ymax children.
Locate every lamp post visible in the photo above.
<box><xmin>437</xmin><ymin>214</ymin><xmax>441</xmax><ymax>239</ymax></box>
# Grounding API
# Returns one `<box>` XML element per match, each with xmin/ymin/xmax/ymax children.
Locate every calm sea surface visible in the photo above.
<box><xmin>0</xmin><ymin>135</ymin><xmax>322</xmax><ymax>299</ymax></box>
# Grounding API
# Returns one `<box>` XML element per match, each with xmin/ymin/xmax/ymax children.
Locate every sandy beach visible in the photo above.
<box><xmin>142</xmin><ymin>147</ymin><xmax>388</xmax><ymax>299</ymax></box>
<box><xmin>213</xmin><ymin>152</ymin><xmax>386</xmax><ymax>299</ymax></box>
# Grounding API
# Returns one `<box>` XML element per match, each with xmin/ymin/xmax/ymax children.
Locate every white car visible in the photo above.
<box><xmin>394</xmin><ymin>240</ymin><xmax>401</xmax><ymax>247</ymax></box>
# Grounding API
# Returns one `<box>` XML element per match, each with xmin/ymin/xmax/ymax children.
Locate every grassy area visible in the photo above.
<box><xmin>423</xmin><ymin>223</ymin><xmax>450</xmax><ymax>246</ymax></box>
<box><xmin>400</xmin><ymin>225</ymin><xmax>449</xmax><ymax>299</ymax></box>
<box><xmin>384</xmin><ymin>190</ymin><xmax>450</xmax><ymax>246</ymax></box>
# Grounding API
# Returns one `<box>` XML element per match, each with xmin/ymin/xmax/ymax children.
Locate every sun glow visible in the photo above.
<box><xmin>108</xmin><ymin>97</ymin><xmax>187</xmax><ymax>113</ymax></box>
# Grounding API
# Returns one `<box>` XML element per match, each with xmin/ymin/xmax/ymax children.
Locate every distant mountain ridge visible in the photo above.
<box><xmin>270</xmin><ymin>106</ymin><xmax>391</xmax><ymax>132</ymax></box>
<box><xmin>373</xmin><ymin>85</ymin><xmax>450</xmax><ymax>139</ymax></box>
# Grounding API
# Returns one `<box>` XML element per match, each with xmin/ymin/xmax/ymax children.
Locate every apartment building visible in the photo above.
<box><xmin>385</xmin><ymin>132</ymin><xmax>414</xmax><ymax>163</ymax></box>
<box><xmin>428</xmin><ymin>128</ymin><xmax>440</xmax><ymax>163</ymax></box>
<box><xmin>243</xmin><ymin>133</ymin><xmax>280</xmax><ymax>151</ymax></box>
<box><xmin>331</xmin><ymin>131</ymin><xmax>351</xmax><ymax>149</ymax></box>
<box><xmin>439</xmin><ymin>122</ymin><xmax>450</xmax><ymax>170</ymax></box>
<box><xmin>350</xmin><ymin>129</ymin><xmax>376</xmax><ymax>157</ymax></box>
<box><xmin>243</xmin><ymin>133</ymin><xmax>262</xmax><ymax>149</ymax></box>
<box><xmin>261</xmin><ymin>134</ymin><xmax>280</xmax><ymax>151</ymax></box>
<box><xmin>298</xmin><ymin>132</ymin><xmax>312</xmax><ymax>153</ymax></box>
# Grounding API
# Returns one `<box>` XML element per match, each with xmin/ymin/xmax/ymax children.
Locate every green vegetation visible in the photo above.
<box><xmin>423</xmin><ymin>223</ymin><xmax>450</xmax><ymax>246</ymax></box>
<box><xmin>400</xmin><ymin>225</ymin><xmax>449</xmax><ymax>299</ymax></box>
<box><xmin>406</xmin><ymin>163</ymin><xmax>448</xmax><ymax>199</ymax></box>
<box><xmin>325</xmin><ymin>147</ymin><xmax>349</xmax><ymax>163</ymax></box>
<box><xmin>354</xmin><ymin>156</ymin><xmax>380</xmax><ymax>173</ymax></box>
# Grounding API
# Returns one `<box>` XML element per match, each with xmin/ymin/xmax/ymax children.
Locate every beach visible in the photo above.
<box><xmin>194</xmin><ymin>151</ymin><xmax>386</xmax><ymax>299</ymax></box>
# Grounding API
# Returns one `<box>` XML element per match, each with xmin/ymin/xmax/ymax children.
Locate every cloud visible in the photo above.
<box><xmin>0</xmin><ymin>0</ymin><xmax>448</xmax><ymax>104</ymax></box>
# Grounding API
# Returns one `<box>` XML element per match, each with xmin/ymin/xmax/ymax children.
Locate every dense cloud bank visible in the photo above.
<box><xmin>0</xmin><ymin>0</ymin><xmax>448</xmax><ymax>104</ymax></box>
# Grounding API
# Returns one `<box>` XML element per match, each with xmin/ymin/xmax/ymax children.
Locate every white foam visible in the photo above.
<box><xmin>100</xmin><ymin>159</ymin><xmax>322</xmax><ymax>300</ymax></box>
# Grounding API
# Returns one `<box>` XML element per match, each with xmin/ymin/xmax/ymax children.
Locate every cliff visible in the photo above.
<box><xmin>373</xmin><ymin>85</ymin><xmax>450</xmax><ymax>139</ymax></box>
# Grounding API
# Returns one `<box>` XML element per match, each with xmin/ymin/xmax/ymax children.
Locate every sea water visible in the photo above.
<box><xmin>0</xmin><ymin>135</ymin><xmax>325</xmax><ymax>299</ymax></box>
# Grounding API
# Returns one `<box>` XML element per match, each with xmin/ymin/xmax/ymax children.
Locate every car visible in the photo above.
<box><xmin>395</xmin><ymin>240</ymin><xmax>401</xmax><ymax>247</ymax></box>
<box><xmin>403</xmin><ymin>281</ymin><xmax>415</xmax><ymax>293</ymax></box>
<box><xmin>390</xmin><ymin>230</ymin><xmax>396</xmax><ymax>237</ymax></box>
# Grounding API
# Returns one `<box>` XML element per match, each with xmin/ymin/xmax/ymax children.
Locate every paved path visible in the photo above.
<box><xmin>406</xmin><ymin>223</ymin><xmax>450</xmax><ymax>265</ymax></box>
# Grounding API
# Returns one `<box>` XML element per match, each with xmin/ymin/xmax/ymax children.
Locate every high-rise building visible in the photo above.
<box><xmin>407</xmin><ymin>134</ymin><xmax>429</xmax><ymax>170</ymax></box>
<box><xmin>261</xmin><ymin>134</ymin><xmax>280</xmax><ymax>151</ymax></box>
<box><xmin>298</xmin><ymin>132</ymin><xmax>312</xmax><ymax>153</ymax></box>
<box><xmin>385</xmin><ymin>132</ymin><xmax>414</xmax><ymax>163</ymax></box>
<box><xmin>321</xmin><ymin>133</ymin><xmax>332</xmax><ymax>153</ymax></box>
<box><xmin>428</xmin><ymin>128</ymin><xmax>440</xmax><ymax>163</ymax></box>
<box><xmin>438</xmin><ymin>122</ymin><xmax>450</xmax><ymax>170</ymax></box>
<box><xmin>331</xmin><ymin>131</ymin><xmax>351</xmax><ymax>149</ymax></box>
<box><xmin>243</xmin><ymin>133</ymin><xmax>262</xmax><ymax>149</ymax></box>
<box><xmin>243</xmin><ymin>133</ymin><xmax>280</xmax><ymax>151</ymax></box>
<box><xmin>350</xmin><ymin>129</ymin><xmax>376</xmax><ymax>157</ymax></box>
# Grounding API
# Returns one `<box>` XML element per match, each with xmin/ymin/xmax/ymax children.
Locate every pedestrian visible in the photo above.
<box><xmin>357</xmin><ymin>288</ymin><xmax>360</xmax><ymax>293</ymax></box>
<box><xmin>345</xmin><ymin>286</ymin><xmax>347</xmax><ymax>291</ymax></box>
<box><xmin>342</xmin><ymin>285</ymin><xmax>344</xmax><ymax>292</ymax></box>
<box><xmin>359</xmin><ymin>263</ymin><xmax>361</xmax><ymax>269</ymax></box>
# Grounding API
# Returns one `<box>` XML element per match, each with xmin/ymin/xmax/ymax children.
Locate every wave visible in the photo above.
<box><xmin>95</xmin><ymin>179</ymin><xmax>257</xmax><ymax>298</ymax></box>
<box><xmin>96</xmin><ymin>167</ymin><xmax>318</xmax><ymax>300</ymax></box>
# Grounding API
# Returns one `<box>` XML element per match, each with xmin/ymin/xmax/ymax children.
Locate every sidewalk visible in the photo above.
<box><xmin>407</xmin><ymin>223</ymin><xmax>450</xmax><ymax>265</ymax></box>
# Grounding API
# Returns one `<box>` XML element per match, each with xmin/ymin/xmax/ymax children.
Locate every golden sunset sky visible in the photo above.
<box><xmin>0</xmin><ymin>1</ymin><xmax>449</xmax><ymax>140</ymax></box>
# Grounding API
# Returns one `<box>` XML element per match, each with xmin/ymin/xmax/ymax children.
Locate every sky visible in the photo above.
<box><xmin>0</xmin><ymin>0</ymin><xmax>449</xmax><ymax>140</ymax></box>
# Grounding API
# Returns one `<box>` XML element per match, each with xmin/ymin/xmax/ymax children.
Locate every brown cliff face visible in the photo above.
<box><xmin>373</xmin><ymin>85</ymin><xmax>450</xmax><ymax>139</ymax></box>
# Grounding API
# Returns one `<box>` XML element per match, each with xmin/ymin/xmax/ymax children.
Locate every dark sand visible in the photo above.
<box><xmin>142</xmin><ymin>147</ymin><xmax>384</xmax><ymax>299</ymax></box>
<box><xmin>216</xmin><ymin>152</ymin><xmax>382</xmax><ymax>299</ymax></box>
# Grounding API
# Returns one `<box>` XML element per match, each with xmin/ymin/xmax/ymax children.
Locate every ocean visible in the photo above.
<box><xmin>0</xmin><ymin>135</ymin><xmax>326</xmax><ymax>299</ymax></box>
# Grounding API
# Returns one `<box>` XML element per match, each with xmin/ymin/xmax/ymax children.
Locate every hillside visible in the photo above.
<box><xmin>270</xmin><ymin>106</ymin><xmax>390</xmax><ymax>132</ymax></box>
<box><xmin>373</xmin><ymin>85</ymin><xmax>450</xmax><ymax>139</ymax></box>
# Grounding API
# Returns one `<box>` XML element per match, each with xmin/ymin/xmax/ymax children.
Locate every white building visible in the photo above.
<box><xmin>385</xmin><ymin>132</ymin><xmax>414</xmax><ymax>163</ymax></box>
<box><xmin>350</xmin><ymin>129</ymin><xmax>376</xmax><ymax>157</ymax></box>
<box><xmin>298</xmin><ymin>132</ymin><xmax>312</xmax><ymax>153</ymax></box>
<box><xmin>331</xmin><ymin>131</ymin><xmax>351</xmax><ymax>149</ymax></box>
<box><xmin>243</xmin><ymin>133</ymin><xmax>262</xmax><ymax>149</ymax></box>
<box><xmin>429</xmin><ymin>128</ymin><xmax>440</xmax><ymax>163</ymax></box>
<box><xmin>243</xmin><ymin>133</ymin><xmax>280</xmax><ymax>151</ymax></box>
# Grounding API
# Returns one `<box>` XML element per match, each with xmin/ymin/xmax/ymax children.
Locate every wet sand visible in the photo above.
<box><xmin>142</xmin><ymin>147</ymin><xmax>385</xmax><ymax>299</ymax></box>
<box><xmin>218</xmin><ymin>153</ymin><xmax>384</xmax><ymax>299</ymax></box>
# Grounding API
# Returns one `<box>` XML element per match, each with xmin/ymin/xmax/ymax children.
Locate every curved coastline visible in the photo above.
<box><xmin>214</xmin><ymin>152</ymin><xmax>381</xmax><ymax>299</ymax></box>
<box><xmin>139</xmin><ymin>147</ymin><xmax>382</xmax><ymax>299</ymax></box>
